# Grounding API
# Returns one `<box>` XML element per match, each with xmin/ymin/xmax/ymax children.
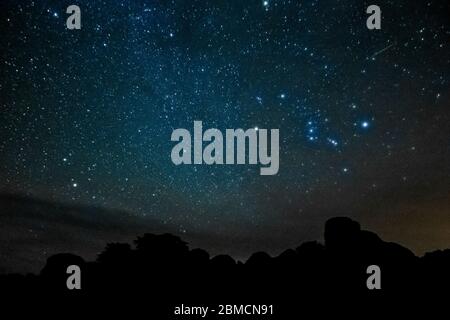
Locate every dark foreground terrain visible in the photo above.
<box><xmin>1</xmin><ymin>216</ymin><xmax>448</xmax><ymax>317</ymax></box>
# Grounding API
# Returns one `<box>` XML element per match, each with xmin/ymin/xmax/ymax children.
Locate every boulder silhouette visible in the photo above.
<box><xmin>187</xmin><ymin>248</ymin><xmax>210</xmax><ymax>266</ymax></box>
<box><xmin>325</xmin><ymin>216</ymin><xmax>361</xmax><ymax>251</ymax></box>
<box><xmin>246</xmin><ymin>251</ymin><xmax>272</xmax><ymax>267</ymax></box>
<box><xmin>210</xmin><ymin>254</ymin><xmax>236</xmax><ymax>268</ymax></box>
<box><xmin>40</xmin><ymin>253</ymin><xmax>85</xmax><ymax>291</ymax></box>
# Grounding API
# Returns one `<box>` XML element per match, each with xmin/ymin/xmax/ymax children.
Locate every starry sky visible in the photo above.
<box><xmin>0</xmin><ymin>0</ymin><xmax>449</xmax><ymax>264</ymax></box>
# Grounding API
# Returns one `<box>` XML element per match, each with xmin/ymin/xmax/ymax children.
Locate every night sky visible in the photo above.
<box><xmin>0</xmin><ymin>0</ymin><xmax>449</xmax><ymax>271</ymax></box>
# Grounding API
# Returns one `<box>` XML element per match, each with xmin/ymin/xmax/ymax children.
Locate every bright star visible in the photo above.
<box><xmin>327</xmin><ymin>138</ymin><xmax>338</xmax><ymax>146</ymax></box>
<box><xmin>361</xmin><ymin>121</ymin><xmax>370</xmax><ymax>128</ymax></box>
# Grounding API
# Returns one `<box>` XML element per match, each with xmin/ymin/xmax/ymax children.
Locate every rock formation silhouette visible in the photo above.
<box><xmin>0</xmin><ymin>216</ymin><xmax>448</xmax><ymax>316</ymax></box>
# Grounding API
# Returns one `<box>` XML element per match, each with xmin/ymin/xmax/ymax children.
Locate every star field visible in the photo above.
<box><xmin>0</xmin><ymin>0</ymin><xmax>449</xmax><ymax>256</ymax></box>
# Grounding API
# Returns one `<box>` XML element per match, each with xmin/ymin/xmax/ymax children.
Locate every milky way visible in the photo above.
<box><xmin>1</xmin><ymin>0</ymin><xmax>449</xmax><ymax>259</ymax></box>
